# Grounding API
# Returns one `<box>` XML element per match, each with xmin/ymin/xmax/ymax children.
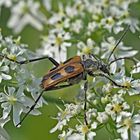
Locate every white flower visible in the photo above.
<box><xmin>117</xmin><ymin>77</ymin><xmax>140</xmax><ymax>95</ymax></box>
<box><xmin>126</xmin><ymin>18</ymin><xmax>140</xmax><ymax>33</ymax></box>
<box><xmin>67</xmin><ymin>124</ymin><xmax>96</xmax><ymax>140</ymax></box>
<box><xmin>77</xmin><ymin>38</ymin><xmax>99</xmax><ymax>56</ymax></box>
<box><xmin>105</xmin><ymin>94</ymin><xmax>130</xmax><ymax>121</ymax></box>
<box><xmin>71</xmin><ymin>19</ymin><xmax>83</xmax><ymax>33</ymax></box>
<box><xmin>0</xmin><ymin>60</ymin><xmax>12</xmax><ymax>83</ymax></box>
<box><xmin>0</xmin><ymin>0</ymin><xmax>13</xmax><ymax>7</ymax></box>
<box><xmin>37</xmin><ymin>28</ymin><xmax>71</xmax><ymax>62</ymax></box>
<box><xmin>0</xmin><ymin>87</ymin><xmax>41</xmax><ymax>126</ymax></box>
<box><xmin>116</xmin><ymin>112</ymin><xmax>140</xmax><ymax>140</ymax></box>
<box><xmin>101</xmin><ymin>16</ymin><xmax>124</xmax><ymax>34</ymax></box>
<box><xmin>87</xmin><ymin>21</ymin><xmax>97</xmax><ymax>35</ymax></box>
<box><xmin>96</xmin><ymin>112</ymin><xmax>109</xmax><ymax>123</ymax></box>
<box><xmin>48</xmin><ymin>4</ymin><xmax>70</xmax><ymax>29</ymax></box>
<box><xmin>67</xmin><ymin>133</ymin><xmax>84</xmax><ymax>140</ymax></box>
<box><xmin>43</xmin><ymin>0</ymin><xmax>51</xmax><ymax>11</ymax></box>
<box><xmin>50</xmin><ymin>119</ymin><xmax>67</xmax><ymax>133</ymax></box>
<box><xmin>101</xmin><ymin>36</ymin><xmax>137</xmax><ymax>60</ymax></box>
<box><xmin>7</xmin><ymin>0</ymin><xmax>47</xmax><ymax>33</ymax></box>
<box><xmin>0</xmin><ymin>117</ymin><xmax>10</xmax><ymax>128</ymax></box>
<box><xmin>65</xmin><ymin>5</ymin><xmax>78</xmax><ymax>18</ymax></box>
<box><xmin>16</xmin><ymin>67</ymin><xmax>41</xmax><ymax>93</ymax></box>
<box><xmin>84</xmin><ymin>1</ymin><xmax>102</xmax><ymax>15</ymax></box>
<box><xmin>0</xmin><ymin>117</ymin><xmax>10</xmax><ymax>140</ymax></box>
<box><xmin>60</xmin><ymin>122</ymin><xmax>97</xmax><ymax>140</ymax></box>
<box><xmin>67</xmin><ymin>131</ymin><xmax>96</xmax><ymax>140</ymax></box>
<box><xmin>65</xmin><ymin>1</ymin><xmax>85</xmax><ymax>18</ymax></box>
<box><xmin>0</xmin><ymin>35</ymin><xmax>36</xmax><ymax>70</ymax></box>
<box><xmin>100</xmin><ymin>36</ymin><xmax>137</xmax><ymax>74</ymax></box>
<box><xmin>58</xmin><ymin>129</ymin><xmax>73</xmax><ymax>140</ymax></box>
<box><xmin>101</xmin><ymin>16</ymin><xmax>115</xmax><ymax>32</ymax></box>
<box><xmin>50</xmin><ymin>103</ymin><xmax>81</xmax><ymax>133</ymax></box>
<box><xmin>16</xmin><ymin>67</ymin><xmax>47</xmax><ymax>106</ymax></box>
<box><xmin>86</xmin><ymin>108</ymin><xmax>97</xmax><ymax>124</ymax></box>
<box><xmin>2</xmin><ymin>44</ymin><xmax>26</xmax><ymax>64</ymax></box>
<box><xmin>102</xmin><ymin>83</ymin><xmax>113</xmax><ymax>94</ymax></box>
<box><xmin>131</xmin><ymin>62</ymin><xmax>140</xmax><ymax>74</ymax></box>
<box><xmin>0</xmin><ymin>127</ymin><xmax>10</xmax><ymax>140</ymax></box>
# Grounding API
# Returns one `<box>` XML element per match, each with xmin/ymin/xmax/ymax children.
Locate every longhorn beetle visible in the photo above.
<box><xmin>0</xmin><ymin>25</ymin><xmax>134</xmax><ymax>127</ymax></box>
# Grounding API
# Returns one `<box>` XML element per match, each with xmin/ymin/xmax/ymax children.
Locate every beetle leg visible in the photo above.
<box><xmin>0</xmin><ymin>53</ymin><xmax>59</xmax><ymax>66</ymax></box>
<box><xmin>18</xmin><ymin>56</ymin><xmax>60</xmax><ymax>66</ymax></box>
<box><xmin>83</xmin><ymin>80</ymin><xmax>88</xmax><ymax>125</ymax></box>
<box><xmin>88</xmin><ymin>72</ymin><xmax>127</xmax><ymax>88</ymax></box>
<box><xmin>0</xmin><ymin>53</ymin><xmax>20</xmax><ymax>64</ymax></box>
<box><xmin>16</xmin><ymin>90</ymin><xmax>45</xmax><ymax>127</ymax></box>
<box><xmin>16</xmin><ymin>84</ymin><xmax>73</xmax><ymax>127</ymax></box>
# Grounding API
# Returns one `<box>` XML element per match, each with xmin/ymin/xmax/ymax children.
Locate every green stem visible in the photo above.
<box><xmin>128</xmin><ymin>129</ymin><xmax>131</xmax><ymax>140</ymax></box>
<box><xmin>85</xmin><ymin>133</ymin><xmax>88</xmax><ymax>140</ymax></box>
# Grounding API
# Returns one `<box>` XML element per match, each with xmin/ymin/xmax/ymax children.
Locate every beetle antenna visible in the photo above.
<box><xmin>108</xmin><ymin>57</ymin><xmax>137</xmax><ymax>67</ymax></box>
<box><xmin>107</xmin><ymin>25</ymin><xmax>130</xmax><ymax>62</ymax></box>
<box><xmin>89</xmin><ymin>53</ymin><xmax>100</xmax><ymax>61</ymax></box>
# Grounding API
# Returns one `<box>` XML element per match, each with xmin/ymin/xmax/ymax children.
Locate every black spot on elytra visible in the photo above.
<box><xmin>51</xmin><ymin>73</ymin><xmax>62</xmax><ymax>80</ymax></box>
<box><xmin>64</xmin><ymin>66</ymin><xmax>75</xmax><ymax>73</ymax></box>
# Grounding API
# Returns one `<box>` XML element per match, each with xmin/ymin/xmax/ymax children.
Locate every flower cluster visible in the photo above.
<box><xmin>39</xmin><ymin>0</ymin><xmax>139</xmax><ymax>62</ymax></box>
<box><xmin>1</xmin><ymin>0</ymin><xmax>139</xmax><ymax>62</ymax></box>
<box><xmin>0</xmin><ymin>32</ymin><xmax>45</xmax><ymax>138</ymax></box>
<box><xmin>0</xmin><ymin>0</ymin><xmax>140</xmax><ymax>140</ymax></box>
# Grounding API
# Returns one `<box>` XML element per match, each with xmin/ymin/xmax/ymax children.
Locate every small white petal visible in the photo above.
<box><xmin>0</xmin><ymin>127</ymin><xmax>10</xmax><ymax>140</ymax></box>
<box><xmin>1</xmin><ymin>74</ymin><xmax>11</xmax><ymax>81</ymax></box>
<box><xmin>0</xmin><ymin>66</ymin><xmax>9</xmax><ymax>73</ymax></box>
<box><xmin>2</xmin><ymin>103</ymin><xmax>11</xmax><ymax>119</ymax></box>
<box><xmin>8</xmin><ymin>87</ymin><xmax>15</xmax><ymax>95</ymax></box>
<box><xmin>13</xmin><ymin>104</ymin><xmax>23</xmax><ymax>126</ymax></box>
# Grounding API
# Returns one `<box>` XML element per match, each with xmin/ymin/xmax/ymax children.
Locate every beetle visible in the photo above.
<box><xmin>0</xmin><ymin>25</ymin><xmax>133</xmax><ymax>127</ymax></box>
<box><xmin>14</xmin><ymin>54</ymin><xmax>121</xmax><ymax>127</ymax></box>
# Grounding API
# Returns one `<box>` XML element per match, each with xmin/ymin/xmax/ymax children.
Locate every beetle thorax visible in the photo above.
<box><xmin>83</xmin><ymin>59</ymin><xmax>109</xmax><ymax>75</ymax></box>
<box><xmin>83</xmin><ymin>59</ymin><xmax>98</xmax><ymax>71</ymax></box>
